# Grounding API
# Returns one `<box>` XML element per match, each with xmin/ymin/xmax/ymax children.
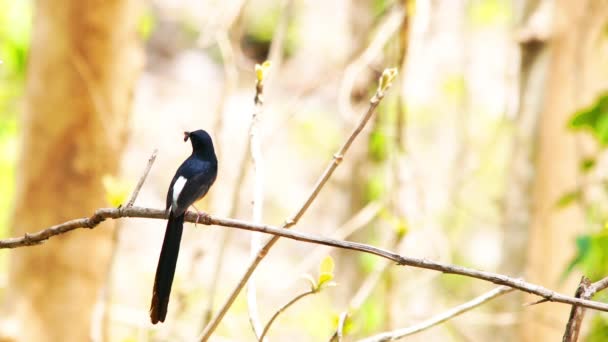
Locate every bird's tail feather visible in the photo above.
<box><xmin>150</xmin><ymin>211</ymin><xmax>184</xmax><ymax>324</ymax></box>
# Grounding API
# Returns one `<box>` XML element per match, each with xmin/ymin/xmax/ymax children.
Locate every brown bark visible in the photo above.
<box><xmin>1</xmin><ymin>1</ymin><xmax>142</xmax><ymax>341</ymax></box>
<box><xmin>522</xmin><ymin>0</ymin><xmax>608</xmax><ymax>340</ymax></box>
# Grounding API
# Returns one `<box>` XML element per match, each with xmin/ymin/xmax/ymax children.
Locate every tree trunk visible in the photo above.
<box><xmin>1</xmin><ymin>1</ymin><xmax>142</xmax><ymax>341</ymax></box>
<box><xmin>497</xmin><ymin>1</ymin><xmax>550</xmax><ymax>340</ymax></box>
<box><xmin>521</xmin><ymin>0</ymin><xmax>608</xmax><ymax>340</ymax></box>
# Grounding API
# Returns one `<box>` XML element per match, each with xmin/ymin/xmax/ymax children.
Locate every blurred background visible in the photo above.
<box><xmin>1</xmin><ymin>0</ymin><xmax>608</xmax><ymax>341</ymax></box>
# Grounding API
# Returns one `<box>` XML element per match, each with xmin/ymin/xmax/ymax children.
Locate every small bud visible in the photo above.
<box><xmin>255</xmin><ymin>60</ymin><xmax>272</xmax><ymax>82</ymax></box>
<box><xmin>378</xmin><ymin>67</ymin><xmax>398</xmax><ymax>93</ymax></box>
<box><xmin>317</xmin><ymin>256</ymin><xmax>336</xmax><ymax>289</ymax></box>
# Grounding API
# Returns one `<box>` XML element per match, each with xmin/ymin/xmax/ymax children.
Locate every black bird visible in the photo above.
<box><xmin>150</xmin><ymin>129</ymin><xmax>218</xmax><ymax>324</ymax></box>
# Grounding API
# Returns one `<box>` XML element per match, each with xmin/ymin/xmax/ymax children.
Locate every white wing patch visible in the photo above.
<box><xmin>172</xmin><ymin>176</ymin><xmax>187</xmax><ymax>209</ymax></box>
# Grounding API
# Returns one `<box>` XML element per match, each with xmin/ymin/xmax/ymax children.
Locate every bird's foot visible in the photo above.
<box><xmin>190</xmin><ymin>205</ymin><xmax>210</xmax><ymax>227</ymax></box>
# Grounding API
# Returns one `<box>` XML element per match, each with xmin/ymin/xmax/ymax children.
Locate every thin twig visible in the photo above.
<box><xmin>103</xmin><ymin>149</ymin><xmax>157</xmax><ymax>341</ymax></box>
<box><xmin>199</xmin><ymin>69</ymin><xmax>397</xmax><ymax>341</ymax></box>
<box><xmin>126</xmin><ymin>149</ymin><xmax>158</xmax><ymax>207</ymax></box>
<box><xmin>358</xmin><ymin>286</ymin><xmax>514</xmax><ymax>342</ymax></box>
<box><xmin>588</xmin><ymin>275</ymin><xmax>608</xmax><ymax>294</ymax></box>
<box><xmin>258</xmin><ymin>288</ymin><xmax>317</xmax><ymax>341</ymax></box>
<box><xmin>4</xmin><ymin>207</ymin><xmax>608</xmax><ymax>314</ymax></box>
<box><xmin>247</xmin><ymin>61</ymin><xmax>269</xmax><ymax>340</ymax></box>
<box><xmin>330</xmin><ymin>311</ymin><xmax>349</xmax><ymax>342</ymax></box>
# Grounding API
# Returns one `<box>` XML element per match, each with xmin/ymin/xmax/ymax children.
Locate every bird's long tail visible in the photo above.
<box><xmin>150</xmin><ymin>211</ymin><xmax>185</xmax><ymax>324</ymax></box>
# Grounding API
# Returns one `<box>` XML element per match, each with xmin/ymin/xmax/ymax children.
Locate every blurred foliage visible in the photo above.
<box><xmin>562</xmin><ymin>92</ymin><xmax>608</xmax><ymax>340</ymax></box>
<box><xmin>136</xmin><ymin>7</ymin><xmax>156</xmax><ymax>40</ymax></box>
<box><xmin>292</xmin><ymin>110</ymin><xmax>341</xmax><ymax>158</ymax></box>
<box><xmin>564</xmin><ymin>232</ymin><xmax>608</xmax><ymax>282</ymax></box>
<box><xmin>442</xmin><ymin>74</ymin><xmax>467</xmax><ymax>104</ymax></box>
<box><xmin>358</xmin><ymin>250</ymin><xmax>381</xmax><ymax>275</ymax></box>
<box><xmin>555</xmin><ymin>190</ymin><xmax>582</xmax><ymax>209</ymax></box>
<box><xmin>102</xmin><ymin>175</ymin><xmax>132</xmax><ymax>207</ymax></box>
<box><xmin>372</xmin><ymin>0</ymin><xmax>392</xmax><ymax>18</ymax></box>
<box><xmin>363</xmin><ymin>170</ymin><xmax>386</xmax><ymax>202</ymax></box>
<box><xmin>241</xmin><ymin>0</ymin><xmax>299</xmax><ymax>62</ymax></box>
<box><xmin>379</xmin><ymin>208</ymin><xmax>408</xmax><ymax>238</ymax></box>
<box><xmin>588</xmin><ymin>315</ymin><xmax>608</xmax><ymax>342</ymax></box>
<box><xmin>0</xmin><ymin>0</ymin><xmax>31</xmax><ymax>242</ymax></box>
<box><xmin>468</xmin><ymin>0</ymin><xmax>511</xmax><ymax>27</ymax></box>
<box><xmin>354</xmin><ymin>290</ymin><xmax>385</xmax><ymax>335</ymax></box>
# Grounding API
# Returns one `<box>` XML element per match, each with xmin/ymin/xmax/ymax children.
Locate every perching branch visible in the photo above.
<box><xmin>358</xmin><ymin>286</ymin><xmax>514</xmax><ymax>342</ymax></box>
<box><xmin>199</xmin><ymin>68</ymin><xmax>399</xmax><ymax>341</ymax></box>
<box><xmin>4</xmin><ymin>206</ymin><xmax>608</xmax><ymax>315</ymax></box>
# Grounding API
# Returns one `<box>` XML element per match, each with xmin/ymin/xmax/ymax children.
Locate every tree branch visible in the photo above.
<box><xmin>358</xmin><ymin>286</ymin><xmax>514</xmax><ymax>342</ymax></box>
<box><xmin>259</xmin><ymin>288</ymin><xmax>317</xmax><ymax>341</ymax></box>
<box><xmin>562</xmin><ymin>275</ymin><xmax>608</xmax><ymax>342</ymax></box>
<box><xmin>4</xmin><ymin>206</ymin><xmax>608</xmax><ymax>315</ymax></box>
<box><xmin>247</xmin><ymin>60</ymin><xmax>270</xmax><ymax>340</ymax></box>
<box><xmin>126</xmin><ymin>149</ymin><xmax>158</xmax><ymax>207</ymax></box>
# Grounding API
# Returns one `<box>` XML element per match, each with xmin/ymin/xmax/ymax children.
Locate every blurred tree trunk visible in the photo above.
<box><xmin>0</xmin><ymin>1</ymin><xmax>142</xmax><ymax>341</ymax></box>
<box><xmin>497</xmin><ymin>1</ymin><xmax>550</xmax><ymax>339</ymax></box>
<box><xmin>521</xmin><ymin>0</ymin><xmax>608</xmax><ymax>340</ymax></box>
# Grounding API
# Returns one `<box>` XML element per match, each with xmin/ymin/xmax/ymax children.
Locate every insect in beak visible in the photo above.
<box><xmin>183</xmin><ymin>131</ymin><xmax>190</xmax><ymax>142</ymax></box>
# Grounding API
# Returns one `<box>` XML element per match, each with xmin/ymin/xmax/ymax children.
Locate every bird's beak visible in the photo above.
<box><xmin>183</xmin><ymin>131</ymin><xmax>190</xmax><ymax>142</ymax></box>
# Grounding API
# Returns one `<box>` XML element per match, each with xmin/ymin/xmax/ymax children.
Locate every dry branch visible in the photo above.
<box><xmin>4</xmin><ymin>206</ymin><xmax>608</xmax><ymax>315</ymax></box>
<box><xmin>562</xmin><ymin>275</ymin><xmax>608</xmax><ymax>342</ymax></box>
<box><xmin>247</xmin><ymin>60</ymin><xmax>271</xmax><ymax>340</ymax></box>
<box><xmin>259</xmin><ymin>288</ymin><xmax>317</xmax><ymax>341</ymax></box>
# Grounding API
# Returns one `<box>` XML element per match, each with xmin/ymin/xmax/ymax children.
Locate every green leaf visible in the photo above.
<box><xmin>318</xmin><ymin>272</ymin><xmax>334</xmax><ymax>287</ymax></box>
<box><xmin>317</xmin><ymin>256</ymin><xmax>335</xmax><ymax>288</ymax></box>
<box><xmin>320</xmin><ymin>255</ymin><xmax>334</xmax><ymax>274</ymax></box>
<box><xmin>581</xmin><ymin>158</ymin><xmax>597</xmax><ymax>173</ymax></box>
<box><xmin>555</xmin><ymin>190</ymin><xmax>581</xmax><ymax>208</ymax></box>
<box><xmin>570</xmin><ymin>93</ymin><xmax>608</xmax><ymax>146</ymax></box>
<box><xmin>563</xmin><ymin>235</ymin><xmax>592</xmax><ymax>279</ymax></box>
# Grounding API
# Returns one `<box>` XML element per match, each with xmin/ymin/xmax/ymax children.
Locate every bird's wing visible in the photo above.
<box><xmin>165</xmin><ymin>174</ymin><xmax>179</xmax><ymax>211</ymax></box>
<box><xmin>172</xmin><ymin>163</ymin><xmax>217</xmax><ymax>215</ymax></box>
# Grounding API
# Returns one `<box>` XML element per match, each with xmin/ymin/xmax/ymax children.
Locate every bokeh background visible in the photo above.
<box><xmin>1</xmin><ymin>0</ymin><xmax>608</xmax><ymax>341</ymax></box>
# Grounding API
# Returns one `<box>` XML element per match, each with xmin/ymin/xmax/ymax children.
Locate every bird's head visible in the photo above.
<box><xmin>184</xmin><ymin>130</ymin><xmax>216</xmax><ymax>160</ymax></box>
